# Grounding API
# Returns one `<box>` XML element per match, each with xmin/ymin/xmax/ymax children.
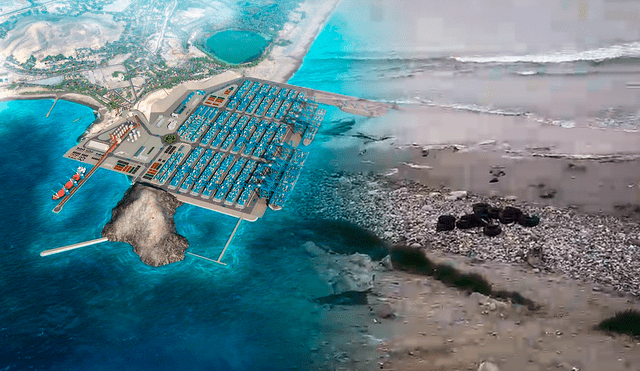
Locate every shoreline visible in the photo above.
<box><xmin>299</xmin><ymin>170</ymin><xmax>640</xmax><ymax>370</ymax></box>
<box><xmin>0</xmin><ymin>90</ymin><xmax>105</xmax><ymax>112</ymax></box>
<box><xmin>242</xmin><ymin>0</ymin><xmax>342</xmax><ymax>83</ymax></box>
<box><xmin>315</xmin><ymin>138</ymin><xmax>640</xmax><ymax>216</ymax></box>
<box><xmin>295</xmin><ymin>169</ymin><xmax>640</xmax><ymax>297</ymax></box>
<box><xmin>0</xmin><ymin>90</ymin><xmax>112</xmax><ymax>140</ymax></box>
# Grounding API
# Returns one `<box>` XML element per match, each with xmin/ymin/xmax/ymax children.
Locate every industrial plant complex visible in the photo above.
<box><xmin>55</xmin><ymin>77</ymin><xmax>389</xmax><ymax>221</ymax></box>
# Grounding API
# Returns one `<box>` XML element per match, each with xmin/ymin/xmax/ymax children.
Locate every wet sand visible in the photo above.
<box><xmin>310</xmin><ymin>245</ymin><xmax>640</xmax><ymax>371</ymax></box>
<box><xmin>314</xmin><ymin>103</ymin><xmax>640</xmax><ymax>216</ymax></box>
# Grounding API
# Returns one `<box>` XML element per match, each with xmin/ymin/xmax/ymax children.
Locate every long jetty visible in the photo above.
<box><xmin>186</xmin><ymin>217</ymin><xmax>243</xmax><ymax>266</ymax></box>
<box><xmin>52</xmin><ymin>146</ymin><xmax>114</xmax><ymax>213</ymax></box>
<box><xmin>40</xmin><ymin>237</ymin><xmax>109</xmax><ymax>257</ymax></box>
<box><xmin>46</xmin><ymin>97</ymin><xmax>59</xmax><ymax>118</ymax></box>
<box><xmin>311</xmin><ymin>91</ymin><xmax>391</xmax><ymax>117</ymax></box>
<box><xmin>53</xmin><ymin>118</ymin><xmax>140</xmax><ymax>213</ymax></box>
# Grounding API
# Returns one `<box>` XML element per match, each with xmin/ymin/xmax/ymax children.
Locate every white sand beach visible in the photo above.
<box><xmin>242</xmin><ymin>0</ymin><xmax>342</xmax><ymax>83</ymax></box>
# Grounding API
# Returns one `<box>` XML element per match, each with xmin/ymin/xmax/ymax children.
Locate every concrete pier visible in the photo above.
<box><xmin>40</xmin><ymin>237</ymin><xmax>109</xmax><ymax>257</ymax></box>
<box><xmin>46</xmin><ymin>97</ymin><xmax>59</xmax><ymax>118</ymax></box>
<box><xmin>214</xmin><ymin>218</ymin><xmax>243</xmax><ymax>265</ymax></box>
<box><xmin>312</xmin><ymin>92</ymin><xmax>391</xmax><ymax>117</ymax></box>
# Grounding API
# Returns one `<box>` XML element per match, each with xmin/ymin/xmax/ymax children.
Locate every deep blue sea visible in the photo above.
<box><xmin>0</xmin><ymin>99</ymin><xmax>341</xmax><ymax>370</ymax></box>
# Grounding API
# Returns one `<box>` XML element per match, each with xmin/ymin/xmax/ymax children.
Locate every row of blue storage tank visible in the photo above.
<box><xmin>225</xmin><ymin>80</ymin><xmax>307</xmax><ymax>122</ymax></box>
<box><xmin>269</xmin><ymin>150</ymin><xmax>309</xmax><ymax>208</ymax></box>
<box><xmin>157</xmin><ymin>143</ymin><xmax>309</xmax><ymax>210</ymax></box>
<box><xmin>153</xmin><ymin>146</ymin><xmax>186</xmax><ymax>184</ymax></box>
<box><xmin>177</xmin><ymin>105</ymin><xmax>220</xmax><ymax>142</ymax></box>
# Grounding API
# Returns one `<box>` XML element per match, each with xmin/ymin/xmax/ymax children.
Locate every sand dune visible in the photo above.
<box><xmin>0</xmin><ymin>13</ymin><xmax>124</xmax><ymax>63</ymax></box>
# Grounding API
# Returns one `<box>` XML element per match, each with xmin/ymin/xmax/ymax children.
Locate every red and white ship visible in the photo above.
<box><xmin>52</xmin><ymin>166</ymin><xmax>87</xmax><ymax>201</ymax></box>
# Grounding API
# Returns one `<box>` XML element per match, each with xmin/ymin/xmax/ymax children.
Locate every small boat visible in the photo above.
<box><xmin>52</xmin><ymin>167</ymin><xmax>86</xmax><ymax>200</ymax></box>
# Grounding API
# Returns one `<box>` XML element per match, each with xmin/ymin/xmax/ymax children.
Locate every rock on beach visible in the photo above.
<box><xmin>445</xmin><ymin>190</ymin><xmax>468</xmax><ymax>201</ymax></box>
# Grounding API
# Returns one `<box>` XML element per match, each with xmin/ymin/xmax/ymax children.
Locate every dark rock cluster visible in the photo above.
<box><xmin>436</xmin><ymin>203</ymin><xmax>540</xmax><ymax>237</ymax></box>
<box><xmin>313</xmin><ymin>290</ymin><xmax>370</xmax><ymax>306</ymax></box>
<box><xmin>489</xmin><ymin>166</ymin><xmax>506</xmax><ymax>183</ymax></box>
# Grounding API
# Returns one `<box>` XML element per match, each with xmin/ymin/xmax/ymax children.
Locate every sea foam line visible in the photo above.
<box><xmin>401</xmin><ymin>162</ymin><xmax>432</xmax><ymax>170</ymax></box>
<box><xmin>452</xmin><ymin>42</ymin><xmax>640</xmax><ymax>64</ymax></box>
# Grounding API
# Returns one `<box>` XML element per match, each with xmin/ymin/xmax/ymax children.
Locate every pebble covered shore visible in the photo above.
<box><xmin>294</xmin><ymin>170</ymin><xmax>640</xmax><ymax>296</ymax></box>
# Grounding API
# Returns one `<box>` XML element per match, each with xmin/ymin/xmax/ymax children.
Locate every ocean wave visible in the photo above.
<box><xmin>515</xmin><ymin>70</ymin><xmax>539</xmax><ymax>76</ymax></box>
<box><xmin>512</xmin><ymin>68</ymin><xmax>640</xmax><ymax>77</ymax></box>
<box><xmin>590</xmin><ymin>107</ymin><xmax>640</xmax><ymax>130</ymax></box>
<box><xmin>380</xmin><ymin>97</ymin><xmax>531</xmax><ymax>117</ymax></box>
<box><xmin>382</xmin><ymin>168</ymin><xmax>398</xmax><ymax>176</ymax></box>
<box><xmin>379</xmin><ymin>97</ymin><xmax>426</xmax><ymax>106</ymax></box>
<box><xmin>401</xmin><ymin>162</ymin><xmax>432</xmax><ymax>170</ymax></box>
<box><xmin>531</xmin><ymin>118</ymin><xmax>576</xmax><ymax>128</ymax></box>
<box><xmin>436</xmin><ymin>102</ymin><xmax>531</xmax><ymax>117</ymax></box>
<box><xmin>452</xmin><ymin>42</ymin><xmax>640</xmax><ymax>64</ymax></box>
<box><xmin>531</xmin><ymin>153</ymin><xmax>640</xmax><ymax>162</ymax></box>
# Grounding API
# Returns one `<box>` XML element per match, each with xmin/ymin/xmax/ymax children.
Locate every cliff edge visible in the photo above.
<box><xmin>102</xmin><ymin>183</ymin><xmax>188</xmax><ymax>267</ymax></box>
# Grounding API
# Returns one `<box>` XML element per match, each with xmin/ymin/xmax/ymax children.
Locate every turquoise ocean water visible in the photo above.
<box><xmin>0</xmin><ymin>99</ymin><xmax>337</xmax><ymax>370</ymax></box>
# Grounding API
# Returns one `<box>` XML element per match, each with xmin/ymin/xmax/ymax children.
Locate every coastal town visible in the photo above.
<box><xmin>0</xmin><ymin>0</ymin><xmax>313</xmax><ymax>110</ymax></box>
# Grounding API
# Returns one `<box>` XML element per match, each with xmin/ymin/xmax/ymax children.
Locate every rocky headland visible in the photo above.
<box><xmin>102</xmin><ymin>183</ymin><xmax>188</xmax><ymax>267</ymax></box>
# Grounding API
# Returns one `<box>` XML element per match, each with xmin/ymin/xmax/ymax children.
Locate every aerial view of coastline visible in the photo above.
<box><xmin>2</xmin><ymin>0</ymin><xmax>640</xmax><ymax>370</ymax></box>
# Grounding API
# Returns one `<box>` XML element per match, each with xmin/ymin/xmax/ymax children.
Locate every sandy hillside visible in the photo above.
<box><xmin>0</xmin><ymin>13</ymin><xmax>125</xmax><ymax>63</ymax></box>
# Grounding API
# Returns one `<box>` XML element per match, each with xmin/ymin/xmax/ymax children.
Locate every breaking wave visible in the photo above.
<box><xmin>452</xmin><ymin>42</ymin><xmax>640</xmax><ymax>64</ymax></box>
<box><xmin>382</xmin><ymin>168</ymin><xmax>399</xmax><ymax>176</ymax></box>
<box><xmin>384</xmin><ymin>97</ymin><xmax>532</xmax><ymax>117</ymax></box>
<box><xmin>401</xmin><ymin>162</ymin><xmax>432</xmax><ymax>170</ymax></box>
<box><xmin>313</xmin><ymin>42</ymin><xmax>640</xmax><ymax>69</ymax></box>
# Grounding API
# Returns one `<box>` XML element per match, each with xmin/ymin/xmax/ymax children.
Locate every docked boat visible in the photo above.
<box><xmin>52</xmin><ymin>167</ymin><xmax>86</xmax><ymax>200</ymax></box>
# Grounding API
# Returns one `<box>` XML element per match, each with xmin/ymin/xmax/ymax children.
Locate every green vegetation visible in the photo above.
<box><xmin>42</xmin><ymin>54</ymin><xmax>67</xmax><ymax>62</ymax></box>
<box><xmin>597</xmin><ymin>309</ymin><xmax>640</xmax><ymax>338</ymax></box>
<box><xmin>274</xmin><ymin>39</ymin><xmax>293</xmax><ymax>47</ymax></box>
<box><xmin>164</xmin><ymin>134</ymin><xmax>177</xmax><ymax>144</ymax></box>
<box><xmin>24</xmin><ymin>55</ymin><xmax>36</xmax><ymax>70</ymax></box>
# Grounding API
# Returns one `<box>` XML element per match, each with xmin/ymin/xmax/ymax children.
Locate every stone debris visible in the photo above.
<box><xmin>483</xmin><ymin>223</ymin><xmax>502</xmax><ymax>237</ymax></box>
<box><xmin>478</xmin><ymin>361</ymin><xmax>500</xmax><ymax>371</ymax></box>
<box><xmin>457</xmin><ymin>214</ymin><xmax>485</xmax><ymax>229</ymax></box>
<box><xmin>498</xmin><ymin>206</ymin><xmax>523</xmax><ymax>224</ymax></box>
<box><xmin>376</xmin><ymin>303</ymin><xmax>396</xmax><ymax>319</ymax></box>
<box><xmin>294</xmin><ymin>170</ymin><xmax>640</xmax><ymax>297</ymax></box>
<box><xmin>489</xmin><ymin>166</ymin><xmax>506</xmax><ymax>183</ymax></box>
<box><xmin>445</xmin><ymin>190</ymin><xmax>468</xmax><ymax>201</ymax></box>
